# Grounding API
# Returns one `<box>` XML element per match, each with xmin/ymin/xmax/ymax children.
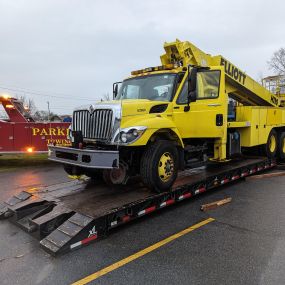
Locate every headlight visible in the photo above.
<box><xmin>113</xmin><ymin>126</ymin><xmax>147</xmax><ymax>144</ymax></box>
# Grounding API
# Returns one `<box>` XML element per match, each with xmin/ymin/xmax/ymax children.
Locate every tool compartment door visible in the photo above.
<box><xmin>258</xmin><ymin>109</ymin><xmax>268</xmax><ymax>145</ymax></box>
<box><xmin>13</xmin><ymin>123</ymin><xmax>31</xmax><ymax>152</ymax></box>
<box><xmin>173</xmin><ymin>66</ymin><xmax>226</xmax><ymax>139</ymax></box>
<box><xmin>0</xmin><ymin>121</ymin><xmax>14</xmax><ymax>151</ymax></box>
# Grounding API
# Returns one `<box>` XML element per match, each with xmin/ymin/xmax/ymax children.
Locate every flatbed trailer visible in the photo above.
<box><xmin>0</xmin><ymin>157</ymin><xmax>276</xmax><ymax>256</ymax></box>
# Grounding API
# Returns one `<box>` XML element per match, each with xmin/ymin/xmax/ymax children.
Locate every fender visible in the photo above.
<box><xmin>121</xmin><ymin>116</ymin><xmax>184</xmax><ymax>147</ymax></box>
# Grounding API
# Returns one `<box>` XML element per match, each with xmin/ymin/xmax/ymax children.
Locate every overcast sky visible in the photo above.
<box><xmin>0</xmin><ymin>0</ymin><xmax>284</xmax><ymax>114</ymax></box>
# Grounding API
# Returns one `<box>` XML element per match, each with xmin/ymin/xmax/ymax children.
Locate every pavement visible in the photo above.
<box><xmin>0</xmin><ymin>163</ymin><xmax>285</xmax><ymax>285</ymax></box>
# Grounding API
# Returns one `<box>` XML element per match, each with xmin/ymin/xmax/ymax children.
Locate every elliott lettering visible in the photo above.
<box><xmin>220</xmin><ymin>57</ymin><xmax>246</xmax><ymax>85</ymax></box>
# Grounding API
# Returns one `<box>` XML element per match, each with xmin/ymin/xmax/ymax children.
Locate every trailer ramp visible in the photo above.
<box><xmin>0</xmin><ymin>157</ymin><xmax>276</xmax><ymax>256</ymax></box>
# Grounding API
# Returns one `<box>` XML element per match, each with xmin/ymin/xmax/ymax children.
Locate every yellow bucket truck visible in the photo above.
<box><xmin>49</xmin><ymin>40</ymin><xmax>285</xmax><ymax>192</ymax></box>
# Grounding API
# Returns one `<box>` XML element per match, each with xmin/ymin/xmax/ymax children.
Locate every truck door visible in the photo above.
<box><xmin>173</xmin><ymin>67</ymin><xmax>226</xmax><ymax>139</ymax></box>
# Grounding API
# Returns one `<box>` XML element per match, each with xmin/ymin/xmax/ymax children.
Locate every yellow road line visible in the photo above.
<box><xmin>71</xmin><ymin>217</ymin><xmax>215</xmax><ymax>285</ymax></box>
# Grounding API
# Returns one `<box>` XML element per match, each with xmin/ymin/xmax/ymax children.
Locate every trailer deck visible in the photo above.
<box><xmin>0</xmin><ymin>157</ymin><xmax>276</xmax><ymax>256</ymax></box>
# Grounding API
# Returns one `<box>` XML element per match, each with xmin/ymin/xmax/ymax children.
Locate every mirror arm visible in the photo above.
<box><xmin>113</xmin><ymin>82</ymin><xmax>122</xmax><ymax>99</ymax></box>
<box><xmin>184</xmin><ymin>65</ymin><xmax>198</xmax><ymax>112</ymax></box>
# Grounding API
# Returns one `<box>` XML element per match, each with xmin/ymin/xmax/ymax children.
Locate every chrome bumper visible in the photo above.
<box><xmin>48</xmin><ymin>145</ymin><xmax>119</xmax><ymax>169</ymax></box>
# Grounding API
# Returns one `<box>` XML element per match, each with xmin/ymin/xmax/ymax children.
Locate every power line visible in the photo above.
<box><xmin>0</xmin><ymin>83</ymin><xmax>97</xmax><ymax>101</ymax></box>
<box><xmin>50</xmin><ymin>107</ymin><xmax>76</xmax><ymax>110</ymax></box>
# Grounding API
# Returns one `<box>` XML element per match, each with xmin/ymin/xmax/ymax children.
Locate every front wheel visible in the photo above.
<box><xmin>140</xmin><ymin>140</ymin><xmax>178</xmax><ymax>193</ymax></box>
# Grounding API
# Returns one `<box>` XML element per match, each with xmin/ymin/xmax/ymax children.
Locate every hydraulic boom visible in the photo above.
<box><xmin>161</xmin><ymin>39</ymin><xmax>280</xmax><ymax>107</ymax></box>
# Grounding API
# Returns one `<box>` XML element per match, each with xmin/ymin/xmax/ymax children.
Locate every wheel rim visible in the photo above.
<box><xmin>269</xmin><ymin>134</ymin><xmax>276</xmax><ymax>153</ymax></box>
<box><xmin>158</xmin><ymin>152</ymin><xmax>174</xmax><ymax>182</ymax></box>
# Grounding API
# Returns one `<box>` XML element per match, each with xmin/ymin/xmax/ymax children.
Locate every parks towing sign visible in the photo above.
<box><xmin>0</xmin><ymin>96</ymin><xmax>71</xmax><ymax>153</ymax></box>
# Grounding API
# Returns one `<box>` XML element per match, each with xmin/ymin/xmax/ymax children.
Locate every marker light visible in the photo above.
<box><xmin>5</xmin><ymin>104</ymin><xmax>14</xmax><ymax>109</ymax></box>
<box><xmin>131</xmin><ymin>64</ymin><xmax>177</xmax><ymax>76</ymax></box>
<box><xmin>27</xmin><ymin>147</ymin><xmax>34</xmax><ymax>153</ymax></box>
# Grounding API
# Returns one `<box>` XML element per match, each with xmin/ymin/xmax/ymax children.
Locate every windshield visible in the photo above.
<box><xmin>116</xmin><ymin>74</ymin><xmax>177</xmax><ymax>102</ymax></box>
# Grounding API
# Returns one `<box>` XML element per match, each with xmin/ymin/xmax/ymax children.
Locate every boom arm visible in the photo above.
<box><xmin>0</xmin><ymin>96</ymin><xmax>33</xmax><ymax>122</ymax></box>
<box><xmin>161</xmin><ymin>39</ymin><xmax>280</xmax><ymax>107</ymax></box>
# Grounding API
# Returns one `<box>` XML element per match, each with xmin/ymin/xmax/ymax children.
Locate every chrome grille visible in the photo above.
<box><xmin>73</xmin><ymin>109</ymin><xmax>113</xmax><ymax>141</ymax></box>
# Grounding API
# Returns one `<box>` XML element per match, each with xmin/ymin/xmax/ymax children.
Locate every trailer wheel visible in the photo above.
<box><xmin>264</xmin><ymin>129</ymin><xmax>278</xmax><ymax>158</ymax></box>
<box><xmin>278</xmin><ymin>132</ymin><xmax>285</xmax><ymax>160</ymax></box>
<box><xmin>140</xmin><ymin>140</ymin><xmax>178</xmax><ymax>193</ymax></box>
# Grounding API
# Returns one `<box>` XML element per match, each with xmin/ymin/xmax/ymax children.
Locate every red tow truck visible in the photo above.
<box><xmin>0</xmin><ymin>95</ymin><xmax>70</xmax><ymax>154</ymax></box>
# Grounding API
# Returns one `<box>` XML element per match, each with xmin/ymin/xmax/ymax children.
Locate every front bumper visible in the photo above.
<box><xmin>48</xmin><ymin>145</ymin><xmax>119</xmax><ymax>169</ymax></box>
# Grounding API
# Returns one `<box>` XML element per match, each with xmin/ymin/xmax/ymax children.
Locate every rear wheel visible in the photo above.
<box><xmin>278</xmin><ymin>131</ymin><xmax>285</xmax><ymax>160</ymax></box>
<box><xmin>140</xmin><ymin>140</ymin><xmax>178</xmax><ymax>193</ymax></box>
<box><xmin>264</xmin><ymin>129</ymin><xmax>278</xmax><ymax>158</ymax></box>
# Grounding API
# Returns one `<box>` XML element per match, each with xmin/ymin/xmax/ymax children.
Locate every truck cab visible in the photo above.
<box><xmin>49</xmin><ymin>63</ymin><xmax>228</xmax><ymax>192</ymax></box>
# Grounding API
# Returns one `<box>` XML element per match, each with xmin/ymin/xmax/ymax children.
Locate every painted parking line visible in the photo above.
<box><xmin>71</xmin><ymin>217</ymin><xmax>215</xmax><ymax>285</ymax></box>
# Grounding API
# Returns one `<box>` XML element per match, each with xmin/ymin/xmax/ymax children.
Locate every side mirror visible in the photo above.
<box><xmin>188</xmin><ymin>66</ymin><xmax>197</xmax><ymax>103</ymax></box>
<box><xmin>113</xmin><ymin>83</ymin><xmax>119</xmax><ymax>99</ymax></box>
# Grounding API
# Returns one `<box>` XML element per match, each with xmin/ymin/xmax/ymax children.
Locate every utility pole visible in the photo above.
<box><xmin>47</xmin><ymin>101</ymin><xmax>50</xmax><ymax>122</ymax></box>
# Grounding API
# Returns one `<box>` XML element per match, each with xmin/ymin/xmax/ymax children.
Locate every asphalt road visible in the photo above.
<box><xmin>0</xmin><ymin>164</ymin><xmax>285</xmax><ymax>285</ymax></box>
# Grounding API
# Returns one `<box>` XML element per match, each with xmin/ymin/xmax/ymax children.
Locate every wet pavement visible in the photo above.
<box><xmin>0</xmin><ymin>164</ymin><xmax>285</xmax><ymax>285</ymax></box>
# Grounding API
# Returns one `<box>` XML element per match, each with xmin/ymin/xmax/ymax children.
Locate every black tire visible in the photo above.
<box><xmin>140</xmin><ymin>140</ymin><xmax>178</xmax><ymax>193</ymax></box>
<box><xmin>264</xmin><ymin>129</ymin><xmax>278</xmax><ymax>158</ymax></box>
<box><xmin>278</xmin><ymin>131</ymin><xmax>285</xmax><ymax>160</ymax></box>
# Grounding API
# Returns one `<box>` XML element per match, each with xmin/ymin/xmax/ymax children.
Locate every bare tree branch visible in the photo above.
<box><xmin>101</xmin><ymin>92</ymin><xmax>111</xmax><ymax>101</ymax></box>
<box><xmin>268</xmin><ymin>48</ymin><xmax>285</xmax><ymax>75</ymax></box>
<box><xmin>17</xmin><ymin>95</ymin><xmax>37</xmax><ymax>115</ymax></box>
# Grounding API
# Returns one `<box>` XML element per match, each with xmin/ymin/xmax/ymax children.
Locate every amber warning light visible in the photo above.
<box><xmin>131</xmin><ymin>64</ymin><xmax>177</xmax><ymax>76</ymax></box>
<box><xmin>1</xmin><ymin>94</ymin><xmax>11</xmax><ymax>100</ymax></box>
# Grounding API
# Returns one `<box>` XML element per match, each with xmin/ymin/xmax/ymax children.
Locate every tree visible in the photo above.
<box><xmin>17</xmin><ymin>95</ymin><xmax>37</xmax><ymax>115</ymax></box>
<box><xmin>33</xmin><ymin>110</ymin><xmax>58</xmax><ymax>121</ymax></box>
<box><xmin>268</xmin><ymin>48</ymin><xmax>285</xmax><ymax>75</ymax></box>
<box><xmin>101</xmin><ymin>92</ymin><xmax>111</xmax><ymax>101</ymax></box>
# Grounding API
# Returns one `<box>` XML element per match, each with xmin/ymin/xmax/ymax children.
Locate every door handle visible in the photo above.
<box><xmin>208</xmin><ymin>103</ymin><xmax>221</xmax><ymax>107</ymax></box>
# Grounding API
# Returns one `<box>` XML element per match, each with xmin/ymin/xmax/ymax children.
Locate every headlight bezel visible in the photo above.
<box><xmin>112</xmin><ymin>126</ymin><xmax>147</xmax><ymax>145</ymax></box>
